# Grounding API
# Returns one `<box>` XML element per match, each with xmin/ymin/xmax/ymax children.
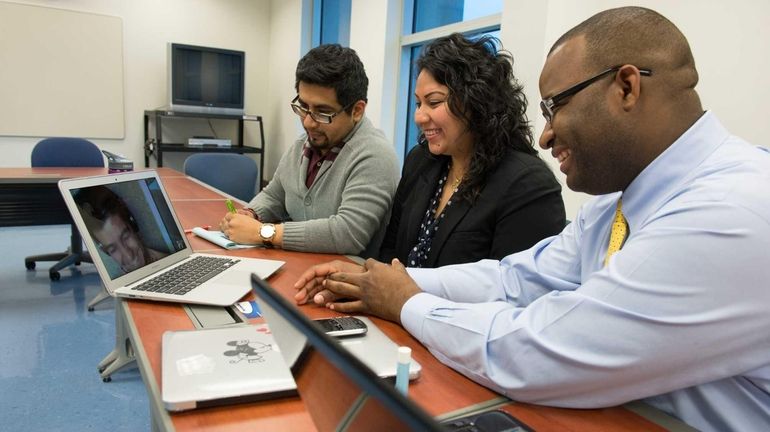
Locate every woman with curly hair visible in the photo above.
<box><xmin>379</xmin><ymin>33</ymin><xmax>566</xmax><ymax>267</ymax></box>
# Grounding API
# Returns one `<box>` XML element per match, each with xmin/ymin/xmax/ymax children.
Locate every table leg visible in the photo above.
<box><xmin>98</xmin><ymin>297</ymin><xmax>136</xmax><ymax>382</ymax></box>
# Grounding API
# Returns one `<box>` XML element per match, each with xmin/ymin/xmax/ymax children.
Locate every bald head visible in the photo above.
<box><xmin>551</xmin><ymin>7</ymin><xmax>699</xmax><ymax>98</ymax></box>
<box><xmin>538</xmin><ymin>7</ymin><xmax>706</xmax><ymax>194</ymax></box>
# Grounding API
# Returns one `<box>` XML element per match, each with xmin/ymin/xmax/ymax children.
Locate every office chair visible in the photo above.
<box><xmin>183</xmin><ymin>153</ymin><xmax>259</xmax><ymax>202</ymax></box>
<box><xmin>25</xmin><ymin>137</ymin><xmax>104</xmax><ymax>281</ymax></box>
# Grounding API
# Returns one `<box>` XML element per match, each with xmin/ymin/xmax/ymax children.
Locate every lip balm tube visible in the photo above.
<box><xmin>395</xmin><ymin>346</ymin><xmax>411</xmax><ymax>395</ymax></box>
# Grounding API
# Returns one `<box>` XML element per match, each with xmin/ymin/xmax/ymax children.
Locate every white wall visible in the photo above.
<box><xmin>266</xmin><ymin>0</ymin><xmax>305</xmax><ymax>177</ymax></box>
<box><xmin>501</xmin><ymin>0</ymin><xmax>770</xmax><ymax>218</ymax></box>
<box><xmin>349</xmin><ymin>0</ymin><xmax>402</xmax><ymax>142</ymax></box>
<box><xmin>3</xmin><ymin>0</ymin><xmax>767</xmax><ymax>214</ymax></box>
<box><xmin>0</xmin><ymin>0</ymin><xmax>270</xmax><ymax>174</ymax></box>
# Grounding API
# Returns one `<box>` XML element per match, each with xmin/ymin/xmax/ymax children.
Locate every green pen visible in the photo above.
<box><xmin>225</xmin><ymin>199</ymin><xmax>237</xmax><ymax>214</ymax></box>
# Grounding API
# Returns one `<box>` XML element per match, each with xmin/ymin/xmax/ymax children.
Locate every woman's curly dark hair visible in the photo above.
<box><xmin>416</xmin><ymin>33</ymin><xmax>535</xmax><ymax>202</ymax></box>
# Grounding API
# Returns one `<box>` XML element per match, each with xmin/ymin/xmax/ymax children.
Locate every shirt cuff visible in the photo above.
<box><xmin>406</xmin><ymin>267</ymin><xmax>443</xmax><ymax>296</ymax></box>
<box><xmin>400</xmin><ymin>292</ymin><xmax>443</xmax><ymax>342</ymax></box>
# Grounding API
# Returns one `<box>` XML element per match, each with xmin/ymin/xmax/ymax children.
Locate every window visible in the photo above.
<box><xmin>312</xmin><ymin>0</ymin><xmax>352</xmax><ymax>47</ymax></box>
<box><xmin>411</xmin><ymin>0</ymin><xmax>502</xmax><ymax>33</ymax></box>
<box><xmin>397</xmin><ymin>0</ymin><xmax>502</xmax><ymax>159</ymax></box>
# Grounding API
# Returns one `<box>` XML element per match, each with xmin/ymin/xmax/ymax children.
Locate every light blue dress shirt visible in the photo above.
<box><xmin>402</xmin><ymin>112</ymin><xmax>770</xmax><ymax>431</ymax></box>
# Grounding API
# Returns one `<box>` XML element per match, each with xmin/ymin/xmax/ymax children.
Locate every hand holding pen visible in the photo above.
<box><xmin>221</xmin><ymin>200</ymin><xmax>260</xmax><ymax>242</ymax></box>
<box><xmin>226</xmin><ymin>199</ymin><xmax>259</xmax><ymax>219</ymax></box>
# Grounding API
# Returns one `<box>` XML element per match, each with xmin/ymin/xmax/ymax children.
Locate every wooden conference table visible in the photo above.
<box><xmin>1</xmin><ymin>167</ymin><xmax>692</xmax><ymax>431</ymax></box>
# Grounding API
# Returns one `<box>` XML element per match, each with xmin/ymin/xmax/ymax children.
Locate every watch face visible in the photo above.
<box><xmin>260</xmin><ymin>224</ymin><xmax>276</xmax><ymax>239</ymax></box>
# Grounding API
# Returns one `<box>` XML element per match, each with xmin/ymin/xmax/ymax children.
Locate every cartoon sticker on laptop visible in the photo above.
<box><xmin>223</xmin><ymin>339</ymin><xmax>274</xmax><ymax>364</ymax></box>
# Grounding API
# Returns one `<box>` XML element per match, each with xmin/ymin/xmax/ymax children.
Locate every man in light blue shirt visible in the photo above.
<box><xmin>294</xmin><ymin>7</ymin><xmax>770</xmax><ymax>431</ymax></box>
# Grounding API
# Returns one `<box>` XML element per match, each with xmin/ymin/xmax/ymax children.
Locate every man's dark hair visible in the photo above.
<box><xmin>295</xmin><ymin>44</ymin><xmax>369</xmax><ymax>112</ymax></box>
<box><xmin>75</xmin><ymin>185</ymin><xmax>138</xmax><ymax>233</ymax></box>
<box><xmin>416</xmin><ymin>33</ymin><xmax>535</xmax><ymax>202</ymax></box>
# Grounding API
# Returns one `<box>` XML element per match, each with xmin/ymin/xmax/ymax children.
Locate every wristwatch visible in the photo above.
<box><xmin>259</xmin><ymin>223</ymin><xmax>276</xmax><ymax>248</ymax></box>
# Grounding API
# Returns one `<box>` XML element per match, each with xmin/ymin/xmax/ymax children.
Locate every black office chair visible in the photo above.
<box><xmin>183</xmin><ymin>153</ymin><xmax>259</xmax><ymax>202</ymax></box>
<box><xmin>25</xmin><ymin>137</ymin><xmax>104</xmax><ymax>280</ymax></box>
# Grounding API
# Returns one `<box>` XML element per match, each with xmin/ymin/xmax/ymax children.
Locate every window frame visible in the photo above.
<box><xmin>311</xmin><ymin>0</ymin><xmax>352</xmax><ymax>47</ymax></box>
<box><xmin>394</xmin><ymin>3</ymin><xmax>502</xmax><ymax>162</ymax></box>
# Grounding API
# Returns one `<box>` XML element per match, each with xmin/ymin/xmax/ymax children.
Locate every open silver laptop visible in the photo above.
<box><xmin>337</xmin><ymin>316</ymin><xmax>421</xmax><ymax>380</ymax></box>
<box><xmin>161</xmin><ymin>315</ymin><xmax>419</xmax><ymax>412</ymax></box>
<box><xmin>250</xmin><ymin>274</ymin><xmax>532</xmax><ymax>432</ymax></box>
<box><xmin>58</xmin><ymin>170</ymin><xmax>283</xmax><ymax>306</ymax></box>
<box><xmin>161</xmin><ymin>316</ymin><xmax>422</xmax><ymax>412</ymax></box>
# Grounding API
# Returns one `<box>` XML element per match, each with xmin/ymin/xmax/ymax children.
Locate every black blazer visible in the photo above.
<box><xmin>380</xmin><ymin>143</ymin><xmax>566</xmax><ymax>267</ymax></box>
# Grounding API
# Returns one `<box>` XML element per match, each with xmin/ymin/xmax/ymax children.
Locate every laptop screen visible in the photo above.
<box><xmin>250</xmin><ymin>274</ymin><xmax>443</xmax><ymax>432</ymax></box>
<box><xmin>69</xmin><ymin>176</ymin><xmax>187</xmax><ymax>280</ymax></box>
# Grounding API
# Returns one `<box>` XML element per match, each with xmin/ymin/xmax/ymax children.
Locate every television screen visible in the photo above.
<box><xmin>168</xmin><ymin>43</ymin><xmax>245</xmax><ymax>115</ymax></box>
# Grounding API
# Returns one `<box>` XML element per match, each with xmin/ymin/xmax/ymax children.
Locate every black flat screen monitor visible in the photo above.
<box><xmin>168</xmin><ymin>43</ymin><xmax>245</xmax><ymax>115</ymax></box>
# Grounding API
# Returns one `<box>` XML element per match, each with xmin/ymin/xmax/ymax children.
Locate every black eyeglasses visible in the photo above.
<box><xmin>539</xmin><ymin>66</ymin><xmax>652</xmax><ymax>123</ymax></box>
<box><xmin>290</xmin><ymin>96</ymin><xmax>355</xmax><ymax>124</ymax></box>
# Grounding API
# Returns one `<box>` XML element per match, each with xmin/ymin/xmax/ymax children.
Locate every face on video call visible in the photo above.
<box><xmin>93</xmin><ymin>213</ymin><xmax>150</xmax><ymax>273</ymax></box>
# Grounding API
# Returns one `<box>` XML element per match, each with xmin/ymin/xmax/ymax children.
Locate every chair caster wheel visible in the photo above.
<box><xmin>50</xmin><ymin>272</ymin><xmax>61</xmax><ymax>281</ymax></box>
<box><xmin>88</xmin><ymin>306</ymin><xmax>95</xmax><ymax>312</ymax></box>
<box><xmin>25</xmin><ymin>261</ymin><xmax>35</xmax><ymax>270</ymax></box>
<box><xmin>102</xmin><ymin>376</ymin><xmax>112</xmax><ymax>383</ymax></box>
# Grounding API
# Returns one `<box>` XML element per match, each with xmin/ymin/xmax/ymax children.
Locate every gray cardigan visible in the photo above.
<box><xmin>248</xmin><ymin>117</ymin><xmax>398</xmax><ymax>255</ymax></box>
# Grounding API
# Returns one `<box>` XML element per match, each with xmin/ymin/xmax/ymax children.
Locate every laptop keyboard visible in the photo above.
<box><xmin>132</xmin><ymin>256</ymin><xmax>241</xmax><ymax>296</ymax></box>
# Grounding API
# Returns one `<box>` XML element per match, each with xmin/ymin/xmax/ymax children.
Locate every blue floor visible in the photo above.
<box><xmin>0</xmin><ymin>225</ymin><xmax>150</xmax><ymax>431</ymax></box>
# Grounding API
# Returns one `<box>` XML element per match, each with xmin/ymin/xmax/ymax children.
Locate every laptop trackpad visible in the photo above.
<box><xmin>213</xmin><ymin>270</ymin><xmax>252</xmax><ymax>286</ymax></box>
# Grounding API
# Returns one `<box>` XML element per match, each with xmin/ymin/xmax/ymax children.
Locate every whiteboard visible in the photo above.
<box><xmin>0</xmin><ymin>2</ymin><xmax>124</xmax><ymax>139</ymax></box>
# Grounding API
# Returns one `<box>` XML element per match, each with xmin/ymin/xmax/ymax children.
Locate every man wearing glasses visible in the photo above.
<box><xmin>295</xmin><ymin>7</ymin><xmax>770</xmax><ymax>431</ymax></box>
<box><xmin>221</xmin><ymin>44</ymin><xmax>398</xmax><ymax>255</ymax></box>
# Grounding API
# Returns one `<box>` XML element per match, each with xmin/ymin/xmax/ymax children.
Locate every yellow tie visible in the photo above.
<box><xmin>604</xmin><ymin>199</ymin><xmax>628</xmax><ymax>266</ymax></box>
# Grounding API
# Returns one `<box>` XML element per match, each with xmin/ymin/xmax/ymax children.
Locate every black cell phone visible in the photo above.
<box><xmin>313</xmin><ymin>316</ymin><xmax>368</xmax><ymax>337</ymax></box>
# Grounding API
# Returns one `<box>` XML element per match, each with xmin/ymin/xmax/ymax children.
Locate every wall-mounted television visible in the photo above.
<box><xmin>168</xmin><ymin>43</ymin><xmax>245</xmax><ymax>115</ymax></box>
